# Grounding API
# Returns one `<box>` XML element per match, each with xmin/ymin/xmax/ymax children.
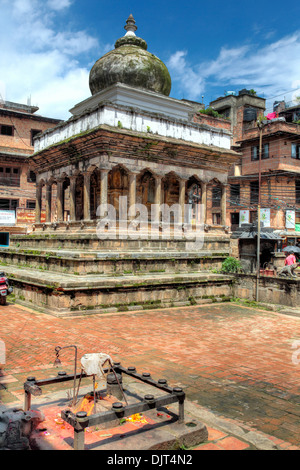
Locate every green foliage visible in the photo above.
<box><xmin>199</xmin><ymin>107</ymin><xmax>223</xmax><ymax>118</ymax></box>
<box><xmin>221</xmin><ymin>257</ymin><xmax>242</xmax><ymax>274</ymax></box>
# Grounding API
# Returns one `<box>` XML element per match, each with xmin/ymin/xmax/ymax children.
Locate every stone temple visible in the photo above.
<box><xmin>1</xmin><ymin>16</ymin><xmax>240</xmax><ymax>316</ymax></box>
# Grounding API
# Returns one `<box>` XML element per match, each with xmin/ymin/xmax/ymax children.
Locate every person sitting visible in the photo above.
<box><xmin>278</xmin><ymin>252</ymin><xmax>299</xmax><ymax>277</ymax></box>
<box><xmin>285</xmin><ymin>252</ymin><xmax>297</xmax><ymax>266</ymax></box>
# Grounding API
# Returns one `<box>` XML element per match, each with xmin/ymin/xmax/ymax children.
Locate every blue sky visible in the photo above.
<box><xmin>0</xmin><ymin>0</ymin><xmax>299</xmax><ymax>119</ymax></box>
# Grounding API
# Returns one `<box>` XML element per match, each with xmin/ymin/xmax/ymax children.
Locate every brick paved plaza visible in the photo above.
<box><xmin>0</xmin><ymin>301</ymin><xmax>299</xmax><ymax>450</ymax></box>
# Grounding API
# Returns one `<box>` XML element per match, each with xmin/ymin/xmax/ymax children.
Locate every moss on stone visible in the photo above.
<box><xmin>89</xmin><ymin>45</ymin><xmax>171</xmax><ymax>96</ymax></box>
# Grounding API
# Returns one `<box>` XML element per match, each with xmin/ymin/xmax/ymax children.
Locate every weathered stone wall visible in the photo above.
<box><xmin>233</xmin><ymin>273</ymin><xmax>300</xmax><ymax>307</ymax></box>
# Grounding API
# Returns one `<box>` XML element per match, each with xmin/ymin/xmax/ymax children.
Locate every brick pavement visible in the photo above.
<box><xmin>0</xmin><ymin>301</ymin><xmax>299</xmax><ymax>450</ymax></box>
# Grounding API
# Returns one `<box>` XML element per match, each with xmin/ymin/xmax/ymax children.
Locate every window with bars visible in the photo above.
<box><xmin>0</xmin><ymin>167</ymin><xmax>20</xmax><ymax>186</ymax></box>
<box><xmin>0</xmin><ymin>199</ymin><xmax>19</xmax><ymax>212</ymax></box>
<box><xmin>212</xmin><ymin>186</ymin><xmax>221</xmax><ymax>207</ymax></box>
<box><xmin>251</xmin><ymin>143</ymin><xmax>269</xmax><ymax>161</ymax></box>
<box><xmin>230</xmin><ymin>184</ymin><xmax>240</xmax><ymax>205</ymax></box>
<box><xmin>291</xmin><ymin>142</ymin><xmax>300</xmax><ymax>159</ymax></box>
<box><xmin>26</xmin><ymin>200</ymin><xmax>36</xmax><ymax>209</ymax></box>
<box><xmin>296</xmin><ymin>180</ymin><xmax>300</xmax><ymax>204</ymax></box>
<box><xmin>250</xmin><ymin>181</ymin><xmax>259</xmax><ymax>204</ymax></box>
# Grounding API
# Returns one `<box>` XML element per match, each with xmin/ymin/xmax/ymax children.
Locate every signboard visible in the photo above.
<box><xmin>0</xmin><ymin>210</ymin><xmax>15</xmax><ymax>225</ymax></box>
<box><xmin>16</xmin><ymin>209</ymin><xmax>46</xmax><ymax>225</ymax></box>
<box><xmin>239</xmin><ymin>210</ymin><xmax>249</xmax><ymax>226</ymax></box>
<box><xmin>260</xmin><ymin>208</ymin><xmax>270</xmax><ymax>228</ymax></box>
<box><xmin>286</xmin><ymin>210</ymin><xmax>295</xmax><ymax>229</ymax></box>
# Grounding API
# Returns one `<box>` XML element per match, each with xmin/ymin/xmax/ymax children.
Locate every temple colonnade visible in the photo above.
<box><xmin>35</xmin><ymin>165</ymin><xmax>227</xmax><ymax>227</ymax></box>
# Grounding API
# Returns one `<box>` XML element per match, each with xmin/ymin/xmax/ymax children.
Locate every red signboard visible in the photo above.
<box><xmin>16</xmin><ymin>208</ymin><xmax>46</xmax><ymax>225</ymax></box>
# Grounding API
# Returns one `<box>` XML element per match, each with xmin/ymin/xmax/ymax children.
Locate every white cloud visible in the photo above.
<box><xmin>47</xmin><ymin>0</ymin><xmax>72</xmax><ymax>10</ymax></box>
<box><xmin>0</xmin><ymin>0</ymin><xmax>102</xmax><ymax>119</ymax></box>
<box><xmin>167</xmin><ymin>51</ymin><xmax>205</xmax><ymax>100</ymax></box>
<box><xmin>168</xmin><ymin>32</ymin><xmax>300</xmax><ymax>107</ymax></box>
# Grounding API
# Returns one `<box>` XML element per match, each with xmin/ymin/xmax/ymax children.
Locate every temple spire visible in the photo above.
<box><xmin>124</xmin><ymin>14</ymin><xmax>137</xmax><ymax>36</ymax></box>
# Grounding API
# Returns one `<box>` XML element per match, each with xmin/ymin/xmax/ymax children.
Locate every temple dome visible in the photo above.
<box><xmin>89</xmin><ymin>15</ymin><xmax>171</xmax><ymax>97</ymax></box>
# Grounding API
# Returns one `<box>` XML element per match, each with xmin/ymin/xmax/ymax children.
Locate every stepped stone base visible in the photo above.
<box><xmin>1</xmin><ymin>230</ymin><xmax>234</xmax><ymax>316</ymax></box>
<box><xmin>5</xmin><ymin>267</ymin><xmax>233</xmax><ymax>316</ymax></box>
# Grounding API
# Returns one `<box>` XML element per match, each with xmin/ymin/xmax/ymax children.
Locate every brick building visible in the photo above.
<box><xmin>0</xmin><ymin>100</ymin><xmax>60</xmax><ymax>232</ymax></box>
<box><xmin>208</xmin><ymin>90</ymin><xmax>300</xmax><ymax>236</ymax></box>
<box><xmin>209</xmin><ymin>89</ymin><xmax>266</xmax><ymax>147</ymax></box>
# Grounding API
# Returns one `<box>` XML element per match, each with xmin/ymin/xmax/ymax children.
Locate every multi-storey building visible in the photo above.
<box><xmin>209</xmin><ymin>90</ymin><xmax>300</xmax><ymax>271</ymax></box>
<box><xmin>0</xmin><ymin>100</ymin><xmax>60</xmax><ymax>237</ymax></box>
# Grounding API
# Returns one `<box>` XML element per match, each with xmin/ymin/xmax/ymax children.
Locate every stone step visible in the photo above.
<box><xmin>1</xmin><ymin>263</ymin><xmax>234</xmax><ymax>316</ymax></box>
<box><xmin>0</xmin><ymin>248</ymin><xmax>229</xmax><ymax>276</ymax></box>
<box><xmin>10</xmin><ymin>232</ymin><xmax>230</xmax><ymax>253</ymax></box>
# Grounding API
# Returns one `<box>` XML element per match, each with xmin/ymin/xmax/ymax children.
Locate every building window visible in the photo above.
<box><xmin>262</xmin><ymin>143</ymin><xmax>269</xmax><ymax>159</ymax></box>
<box><xmin>250</xmin><ymin>210</ymin><xmax>258</xmax><ymax>223</ymax></box>
<box><xmin>251</xmin><ymin>146</ymin><xmax>259</xmax><ymax>161</ymax></box>
<box><xmin>296</xmin><ymin>180</ymin><xmax>300</xmax><ymax>204</ymax></box>
<box><xmin>251</xmin><ymin>144</ymin><xmax>269</xmax><ymax>160</ymax></box>
<box><xmin>230</xmin><ymin>184</ymin><xmax>240</xmax><ymax>205</ymax></box>
<box><xmin>212</xmin><ymin>213</ymin><xmax>221</xmax><ymax>225</ymax></box>
<box><xmin>0</xmin><ymin>199</ymin><xmax>19</xmax><ymax>212</ymax></box>
<box><xmin>0</xmin><ymin>167</ymin><xmax>20</xmax><ymax>187</ymax></box>
<box><xmin>26</xmin><ymin>200</ymin><xmax>36</xmax><ymax>209</ymax></box>
<box><xmin>230</xmin><ymin>212</ymin><xmax>239</xmax><ymax>230</ymax></box>
<box><xmin>31</xmin><ymin>129</ymin><xmax>41</xmax><ymax>146</ymax></box>
<box><xmin>291</xmin><ymin>143</ymin><xmax>300</xmax><ymax>159</ymax></box>
<box><xmin>27</xmin><ymin>171</ymin><xmax>36</xmax><ymax>183</ymax></box>
<box><xmin>250</xmin><ymin>181</ymin><xmax>259</xmax><ymax>204</ymax></box>
<box><xmin>0</xmin><ymin>124</ymin><xmax>14</xmax><ymax>136</ymax></box>
<box><xmin>212</xmin><ymin>186</ymin><xmax>221</xmax><ymax>207</ymax></box>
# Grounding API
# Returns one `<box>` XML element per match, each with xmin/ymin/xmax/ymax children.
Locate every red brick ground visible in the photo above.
<box><xmin>0</xmin><ymin>301</ymin><xmax>299</xmax><ymax>450</ymax></box>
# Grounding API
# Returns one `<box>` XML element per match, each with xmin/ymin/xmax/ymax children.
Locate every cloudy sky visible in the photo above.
<box><xmin>0</xmin><ymin>0</ymin><xmax>299</xmax><ymax>120</ymax></box>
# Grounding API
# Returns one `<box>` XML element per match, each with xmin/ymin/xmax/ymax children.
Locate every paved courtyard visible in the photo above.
<box><xmin>0</xmin><ymin>301</ymin><xmax>299</xmax><ymax>449</ymax></box>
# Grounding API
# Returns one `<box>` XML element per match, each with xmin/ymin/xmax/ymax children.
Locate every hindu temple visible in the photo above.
<box><xmin>0</xmin><ymin>15</ymin><xmax>240</xmax><ymax>315</ymax></box>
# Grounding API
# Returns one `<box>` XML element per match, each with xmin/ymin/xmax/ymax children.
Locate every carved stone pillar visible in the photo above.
<box><xmin>45</xmin><ymin>183</ymin><xmax>52</xmax><ymax>223</ymax></box>
<box><xmin>100</xmin><ymin>169</ymin><xmax>109</xmax><ymax>207</ymax></box>
<box><xmin>56</xmin><ymin>179</ymin><xmax>64</xmax><ymax>222</ymax></box>
<box><xmin>128</xmin><ymin>172</ymin><xmax>137</xmax><ymax>220</ymax></box>
<box><xmin>69</xmin><ymin>176</ymin><xmax>77</xmax><ymax>221</ymax></box>
<box><xmin>153</xmin><ymin>175</ymin><xmax>162</xmax><ymax>223</ymax></box>
<box><xmin>179</xmin><ymin>178</ymin><xmax>186</xmax><ymax>223</ymax></box>
<box><xmin>201</xmin><ymin>182</ymin><xmax>207</xmax><ymax>224</ymax></box>
<box><xmin>83</xmin><ymin>172</ymin><xmax>91</xmax><ymax>221</ymax></box>
<box><xmin>35</xmin><ymin>183</ymin><xmax>42</xmax><ymax>224</ymax></box>
<box><xmin>128</xmin><ymin>172</ymin><xmax>137</xmax><ymax>208</ymax></box>
<box><xmin>221</xmin><ymin>183</ymin><xmax>228</xmax><ymax>226</ymax></box>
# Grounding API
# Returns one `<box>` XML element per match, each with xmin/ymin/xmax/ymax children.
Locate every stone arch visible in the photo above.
<box><xmin>162</xmin><ymin>171</ymin><xmax>180</xmax><ymax>206</ymax></box>
<box><xmin>136</xmin><ymin>168</ymin><xmax>156</xmax><ymax>211</ymax></box>
<box><xmin>108</xmin><ymin>165</ymin><xmax>129</xmax><ymax>218</ymax></box>
<box><xmin>187</xmin><ymin>176</ymin><xmax>202</xmax><ymax>224</ymax></box>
